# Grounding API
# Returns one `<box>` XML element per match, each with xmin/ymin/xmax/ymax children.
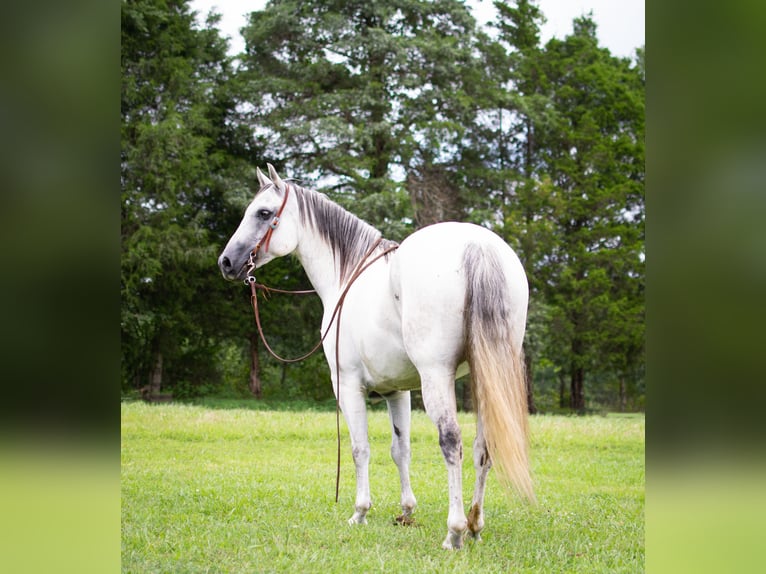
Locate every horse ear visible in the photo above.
<box><xmin>256</xmin><ymin>166</ymin><xmax>271</xmax><ymax>188</ymax></box>
<box><xmin>267</xmin><ymin>163</ymin><xmax>285</xmax><ymax>191</ymax></box>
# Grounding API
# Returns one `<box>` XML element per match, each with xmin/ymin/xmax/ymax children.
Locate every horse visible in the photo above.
<box><xmin>218</xmin><ymin>164</ymin><xmax>533</xmax><ymax>549</ymax></box>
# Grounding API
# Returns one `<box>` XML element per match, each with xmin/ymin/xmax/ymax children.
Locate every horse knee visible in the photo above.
<box><xmin>352</xmin><ymin>444</ymin><xmax>370</xmax><ymax>463</ymax></box>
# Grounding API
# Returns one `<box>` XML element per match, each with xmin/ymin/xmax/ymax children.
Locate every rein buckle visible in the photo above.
<box><xmin>244</xmin><ymin>250</ymin><xmax>258</xmax><ymax>284</ymax></box>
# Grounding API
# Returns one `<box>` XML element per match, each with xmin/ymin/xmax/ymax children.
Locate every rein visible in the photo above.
<box><xmin>243</xmin><ymin>186</ymin><xmax>398</xmax><ymax>502</ymax></box>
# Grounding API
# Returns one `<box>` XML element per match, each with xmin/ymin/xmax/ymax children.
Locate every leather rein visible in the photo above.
<box><xmin>243</xmin><ymin>183</ymin><xmax>398</xmax><ymax>502</ymax></box>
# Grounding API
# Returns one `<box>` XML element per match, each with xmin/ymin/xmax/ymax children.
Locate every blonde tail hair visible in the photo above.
<box><xmin>464</xmin><ymin>244</ymin><xmax>535</xmax><ymax>503</ymax></box>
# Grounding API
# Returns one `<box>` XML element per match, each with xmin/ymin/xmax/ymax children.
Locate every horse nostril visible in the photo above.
<box><xmin>221</xmin><ymin>255</ymin><xmax>232</xmax><ymax>270</ymax></box>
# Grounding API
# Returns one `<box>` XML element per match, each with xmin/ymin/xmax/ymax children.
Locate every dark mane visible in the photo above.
<box><xmin>294</xmin><ymin>185</ymin><xmax>398</xmax><ymax>282</ymax></box>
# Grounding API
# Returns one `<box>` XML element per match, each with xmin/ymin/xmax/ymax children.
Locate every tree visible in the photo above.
<box><xmin>121</xmin><ymin>0</ymin><xmax>241</xmax><ymax>397</ymax></box>
<box><xmin>476</xmin><ymin>0</ymin><xmax>551</xmax><ymax>411</ymax></box>
<box><xmin>229</xmin><ymin>0</ymin><xmax>503</xmax><ymax>408</ymax></box>
<box><xmin>533</xmin><ymin>16</ymin><xmax>645</xmax><ymax>411</ymax></box>
<box><xmin>120</xmin><ymin>0</ymin><xmax>645</xmax><ymax>411</ymax></box>
<box><xmin>482</xmin><ymin>5</ymin><xmax>644</xmax><ymax>412</ymax></box>
<box><xmin>235</xmin><ymin>0</ymin><xmax>487</xmax><ymax>236</ymax></box>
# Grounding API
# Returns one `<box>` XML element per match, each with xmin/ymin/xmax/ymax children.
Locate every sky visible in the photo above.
<box><xmin>190</xmin><ymin>0</ymin><xmax>644</xmax><ymax>60</ymax></box>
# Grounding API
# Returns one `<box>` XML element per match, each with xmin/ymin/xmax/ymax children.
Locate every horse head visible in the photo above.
<box><xmin>218</xmin><ymin>164</ymin><xmax>299</xmax><ymax>280</ymax></box>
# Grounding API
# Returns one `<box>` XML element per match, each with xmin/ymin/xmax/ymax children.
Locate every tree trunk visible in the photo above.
<box><xmin>149</xmin><ymin>351</ymin><xmax>163</xmax><ymax>396</ymax></box>
<box><xmin>558</xmin><ymin>371</ymin><xmax>567</xmax><ymax>409</ymax></box>
<box><xmin>569</xmin><ymin>334</ymin><xmax>586</xmax><ymax>413</ymax></box>
<box><xmin>524</xmin><ymin>352</ymin><xmax>537</xmax><ymax>414</ymax></box>
<box><xmin>249</xmin><ymin>332</ymin><xmax>262</xmax><ymax>399</ymax></box>
<box><xmin>570</xmin><ymin>365</ymin><xmax>585</xmax><ymax>413</ymax></box>
<box><xmin>619</xmin><ymin>376</ymin><xmax>626</xmax><ymax>412</ymax></box>
<box><xmin>406</xmin><ymin>165</ymin><xmax>463</xmax><ymax>228</ymax></box>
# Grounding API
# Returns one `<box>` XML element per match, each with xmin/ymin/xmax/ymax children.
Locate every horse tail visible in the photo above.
<box><xmin>463</xmin><ymin>243</ymin><xmax>535</xmax><ymax>503</ymax></box>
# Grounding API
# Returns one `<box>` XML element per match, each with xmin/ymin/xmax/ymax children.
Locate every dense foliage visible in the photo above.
<box><xmin>121</xmin><ymin>0</ymin><xmax>644</xmax><ymax>412</ymax></box>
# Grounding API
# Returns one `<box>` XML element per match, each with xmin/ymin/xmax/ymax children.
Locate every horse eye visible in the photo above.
<box><xmin>256</xmin><ymin>209</ymin><xmax>272</xmax><ymax>220</ymax></box>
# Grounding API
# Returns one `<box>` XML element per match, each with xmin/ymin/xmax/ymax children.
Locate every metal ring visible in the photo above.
<box><xmin>244</xmin><ymin>275</ymin><xmax>256</xmax><ymax>285</ymax></box>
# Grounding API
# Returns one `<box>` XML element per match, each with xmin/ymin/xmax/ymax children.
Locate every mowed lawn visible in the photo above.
<box><xmin>121</xmin><ymin>401</ymin><xmax>644</xmax><ymax>573</ymax></box>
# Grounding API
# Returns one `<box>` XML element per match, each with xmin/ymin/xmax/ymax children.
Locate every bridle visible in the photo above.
<box><xmin>242</xmin><ymin>183</ymin><xmax>398</xmax><ymax>502</ymax></box>
<box><xmin>244</xmin><ymin>183</ymin><xmax>292</xmax><ymax>281</ymax></box>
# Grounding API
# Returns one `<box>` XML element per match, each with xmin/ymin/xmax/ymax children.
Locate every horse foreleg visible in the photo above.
<box><xmin>340</xmin><ymin>387</ymin><xmax>372</xmax><ymax>525</ymax></box>
<box><xmin>421</xmin><ymin>373</ymin><xmax>468</xmax><ymax>550</ymax></box>
<box><xmin>385</xmin><ymin>391</ymin><xmax>417</xmax><ymax>522</ymax></box>
<box><xmin>467</xmin><ymin>415</ymin><xmax>492</xmax><ymax>541</ymax></box>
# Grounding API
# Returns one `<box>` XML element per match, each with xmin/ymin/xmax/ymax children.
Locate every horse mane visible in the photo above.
<box><xmin>293</xmin><ymin>185</ymin><xmax>398</xmax><ymax>283</ymax></box>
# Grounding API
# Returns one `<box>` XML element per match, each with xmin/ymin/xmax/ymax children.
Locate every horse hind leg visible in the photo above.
<box><xmin>386</xmin><ymin>392</ymin><xmax>417</xmax><ymax>523</ymax></box>
<box><xmin>467</xmin><ymin>415</ymin><xmax>492</xmax><ymax>541</ymax></box>
<box><xmin>420</xmin><ymin>370</ymin><xmax>468</xmax><ymax>550</ymax></box>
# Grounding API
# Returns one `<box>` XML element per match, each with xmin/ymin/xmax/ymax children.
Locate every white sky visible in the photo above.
<box><xmin>191</xmin><ymin>0</ymin><xmax>644</xmax><ymax>60</ymax></box>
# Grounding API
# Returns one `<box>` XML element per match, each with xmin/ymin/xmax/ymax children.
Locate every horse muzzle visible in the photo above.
<box><xmin>218</xmin><ymin>252</ymin><xmax>246</xmax><ymax>281</ymax></box>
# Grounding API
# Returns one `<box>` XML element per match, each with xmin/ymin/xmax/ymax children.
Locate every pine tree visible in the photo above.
<box><xmin>535</xmin><ymin>16</ymin><xmax>645</xmax><ymax>411</ymax></box>
<box><xmin>235</xmin><ymin>0</ymin><xmax>482</xmax><ymax>238</ymax></box>
<box><xmin>121</xmin><ymin>0</ymin><xmax>239</xmax><ymax>396</ymax></box>
<box><xmin>482</xmin><ymin>5</ymin><xmax>644</xmax><ymax>412</ymax></box>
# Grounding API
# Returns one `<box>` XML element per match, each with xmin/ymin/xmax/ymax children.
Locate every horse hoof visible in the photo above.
<box><xmin>441</xmin><ymin>532</ymin><xmax>465</xmax><ymax>550</ymax></box>
<box><xmin>348</xmin><ymin>514</ymin><xmax>367</xmax><ymax>525</ymax></box>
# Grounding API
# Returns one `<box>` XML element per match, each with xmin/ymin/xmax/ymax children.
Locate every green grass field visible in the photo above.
<box><xmin>121</xmin><ymin>401</ymin><xmax>644</xmax><ymax>573</ymax></box>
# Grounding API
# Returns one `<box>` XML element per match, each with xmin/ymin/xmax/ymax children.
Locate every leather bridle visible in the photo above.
<box><xmin>244</xmin><ymin>183</ymin><xmax>292</xmax><ymax>280</ymax></box>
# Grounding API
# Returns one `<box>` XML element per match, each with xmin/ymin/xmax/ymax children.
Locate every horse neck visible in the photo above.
<box><xmin>291</xmin><ymin>187</ymin><xmax>385</xmax><ymax>306</ymax></box>
<box><xmin>293</xmin><ymin>227</ymin><xmax>344</xmax><ymax>305</ymax></box>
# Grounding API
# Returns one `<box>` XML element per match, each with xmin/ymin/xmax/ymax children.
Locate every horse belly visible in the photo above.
<box><xmin>356</xmin><ymin>302</ymin><xmax>419</xmax><ymax>391</ymax></box>
<box><xmin>347</xmin><ymin>270</ymin><xmax>419</xmax><ymax>392</ymax></box>
<box><xmin>360</xmin><ymin>340</ymin><xmax>420</xmax><ymax>392</ymax></box>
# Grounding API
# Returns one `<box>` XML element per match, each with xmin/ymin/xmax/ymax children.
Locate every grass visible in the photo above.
<box><xmin>121</xmin><ymin>401</ymin><xmax>644</xmax><ymax>573</ymax></box>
